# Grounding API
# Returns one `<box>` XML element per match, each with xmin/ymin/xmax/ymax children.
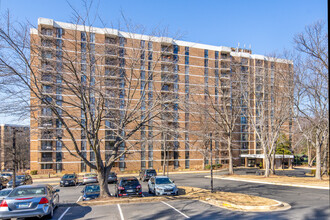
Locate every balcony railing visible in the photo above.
<box><xmin>39</xmin><ymin>157</ymin><xmax>53</xmax><ymax>162</ymax></box>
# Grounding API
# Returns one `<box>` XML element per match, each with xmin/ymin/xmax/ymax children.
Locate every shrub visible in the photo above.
<box><xmin>30</xmin><ymin>170</ymin><xmax>38</xmax><ymax>175</ymax></box>
<box><xmin>310</xmin><ymin>169</ymin><xmax>316</xmax><ymax>176</ymax></box>
<box><xmin>205</xmin><ymin>164</ymin><xmax>222</xmax><ymax>169</ymax></box>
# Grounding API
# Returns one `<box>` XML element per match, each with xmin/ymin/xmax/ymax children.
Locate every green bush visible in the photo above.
<box><xmin>310</xmin><ymin>169</ymin><xmax>316</xmax><ymax>176</ymax></box>
<box><xmin>30</xmin><ymin>170</ymin><xmax>38</xmax><ymax>175</ymax></box>
<box><xmin>205</xmin><ymin>164</ymin><xmax>222</xmax><ymax>169</ymax></box>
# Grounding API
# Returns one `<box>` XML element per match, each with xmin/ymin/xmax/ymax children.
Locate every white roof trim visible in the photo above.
<box><xmin>36</xmin><ymin>18</ymin><xmax>292</xmax><ymax>63</ymax></box>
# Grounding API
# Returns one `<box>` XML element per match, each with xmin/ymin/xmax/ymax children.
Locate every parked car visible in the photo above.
<box><xmin>108</xmin><ymin>172</ymin><xmax>117</xmax><ymax>183</ymax></box>
<box><xmin>115</xmin><ymin>177</ymin><xmax>142</xmax><ymax>197</ymax></box>
<box><xmin>0</xmin><ymin>184</ymin><xmax>60</xmax><ymax>219</ymax></box>
<box><xmin>7</xmin><ymin>174</ymin><xmax>33</xmax><ymax>188</ymax></box>
<box><xmin>60</xmin><ymin>173</ymin><xmax>78</xmax><ymax>187</ymax></box>
<box><xmin>148</xmin><ymin>176</ymin><xmax>178</xmax><ymax>196</ymax></box>
<box><xmin>82</xmin><ymin>173</ymin><xmax>98</xmax><ymax>184</ymax></box>
<box><xmin>0</xmin><ymin>177</ymin><xmax>9</xmax><ymax>190</ymax></box>
<box><xmin>0</xmin><ymin>173</ymin><xmax>12</xmax><ymax>180</ymax></box>
<box><xmin>0</xmin><ymin>188</ymin><xmax>13</xmax><ymax>203</ymax></box>
<box><xmin>81</xmin><ymin>184</ymin><xmax>100</xmax><ymax>201</ymax></box>
<box><xmin>139</xmin><ymin>169</ymin><xmax>157</xmax><ymax>182</ymax></box>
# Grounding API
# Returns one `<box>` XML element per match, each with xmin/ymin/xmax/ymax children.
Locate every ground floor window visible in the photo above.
<box><xmin>41</xmin><ymin>164</ymin><xmax>52</xmax><ymax>169</ymax></box>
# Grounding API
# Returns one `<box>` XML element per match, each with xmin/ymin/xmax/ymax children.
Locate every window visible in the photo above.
<box><xmin>42</xmin><ymin>85</ymin><xmax>52</xmax><ymax>93</ymax></box>
<box><xmin>105</xmin><ymin>37</ymin><xmax>117</xmax><ymax>44</ymax></box>
<box><xmin>41</xmin><ymin>39</ymin><xmax>53</xmax><ymax>47</ymax></box>
<box><xmin>81</xmin><ymin>32</ymin><xmax>87</xmax><ymax>41</ymax></box>
<box><xmin>41</xmin><ymin>141</ymin><xmax>52</xmax><ymax>150</ymax></box>
<box><xmin>90</xmin><ymin>33</ymin><xmax>95</xmax><ymax>43</ymax></box>
<box><xmin>41</xmin><ymin>28</ymin><xmax>53</xmax><ymax>36</ymax></box>
<box><xmin>41</xmin><ymin>164</ymin><xmax>52</xmax><ymax>169</ymax></box>
<box><xmin>41</xmin><ymin>107</ymin><xmax>52</xmax><ymax>116</ymax></box>
<box><xmin>42</xmin><ymin>51</ymin><xmax>52</xmax><ymax>59</ymax></box>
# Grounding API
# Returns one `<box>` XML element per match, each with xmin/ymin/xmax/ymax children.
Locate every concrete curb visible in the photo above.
<box><xmin>208</xmin><ymin>176</ymin><xmax>330</xmax><ymax>190</ymax></box>
<box><xmin>78</xmin><ymin>186</ymin><xmax>290</xmax><ymax>212</ymax></box>
<box><xmin>201</xmin><ymin>198</ymin><xmax>291</xmax><ymax>212</ymax></box>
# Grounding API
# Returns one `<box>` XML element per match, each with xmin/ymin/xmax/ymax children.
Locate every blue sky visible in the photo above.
<box><xmin>0</xmin><ymin>0</ymin><xmax>327</xmax><ymax>125</ymax></box>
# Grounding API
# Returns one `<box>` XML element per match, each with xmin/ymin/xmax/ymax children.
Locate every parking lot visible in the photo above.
<box><xmin>27</xmin><ymin>170</ymin><xmax>328</xmax><ymax>220</ymax></box>
<box><xmin>1</xmin><ymin>170</ymin><xmax>329</xmax><ymax>219</ymax></box>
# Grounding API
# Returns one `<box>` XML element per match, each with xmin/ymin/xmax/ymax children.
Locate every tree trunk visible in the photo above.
<box><xmin>307</xmin><ymin>142</ymin><xmax>312</xmax><ymax>167</ymax></box>
<box><xmin>97</xmin><ymin>166</ymin><xmax>111</xmax><ymax>198</ymax></box>
<box><xmin>227</xmin><ymin>136</ymin><xmax>234</xmax><ymax>175</ymax></box>
<box><xmin>315</xmin><ymin>136</ymin><xmax>322</xmax><ymax>180</ymax></box>
<box><xmin>162</xmin><ymin>146</ymin><xmax>166</xmax><ymax>176</ymax></box>
<box><xmin>270</xmin><ymin>149</ymin><xmax>276</xmax><ymax>175</ymax></box>
<box><xmin>264</xmin><ymin>153</ymin><xmax>271</xmax><ymax>177</ymax></box>
<box><xmin>321</xmin><ymin>138</ymin><xmax>329</xmax><ymax>177</ymax></box>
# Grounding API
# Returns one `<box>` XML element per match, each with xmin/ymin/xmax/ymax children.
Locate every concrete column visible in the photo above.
<box><xmin>288</xmin><ymin>158</ymin><xmax>292</xmax><ymax>169</ymax></box>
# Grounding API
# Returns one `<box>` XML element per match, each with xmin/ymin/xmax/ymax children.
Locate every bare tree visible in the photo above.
<box><xmin>0</xmin><ymin>10</ymin><xmax>178</xmax><ymax>197</ymax></box>
<box><xmin>293</xmin><ymin>20</ymin><xmax>328</xmax><ymax>179</ymax></box>
<box><xmin>242</xmin><ymin>58</ymin><xmax>293</xmax><ymax>177</ymax></box>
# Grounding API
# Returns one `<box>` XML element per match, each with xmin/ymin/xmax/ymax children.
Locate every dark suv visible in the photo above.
<box><xmin>60</xmin><ymin>173</ymin><xmax>78</xmax><ymax>187</ymax></box>
<box><xmin>115</xmin><ymin>177</ymin><xmax>142</xmax><ymax>197</ymax></box>
<box><xmin>139</xmin><ymin>169</ymin><xmax>157</xmax><ymax>182</ymax></box>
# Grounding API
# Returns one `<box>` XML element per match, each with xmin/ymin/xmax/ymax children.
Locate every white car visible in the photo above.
<box><xmin>148</xmin><ymin>176</ymin><xmax>178</xmax><ymax>196</ymax></box>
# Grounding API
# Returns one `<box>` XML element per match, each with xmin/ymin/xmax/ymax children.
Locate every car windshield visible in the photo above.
<box><xmin>9</xmin><ymin>187</ymin><xmax>46</xmax><ymax>197</ymax></box>
<box><xmin>63</xmin><ymin>174</ymin><xmax>75</xmax><ymax>179</ymax></box>
<box><xmin>0</xmin><ymin>190</ymin><xmax>12</xmax><ymax>196</ymax></box>
<box><xmin>16</xmin><ymin>176</ymin><xmax>26</xmax><ymax>181</ymax></box>
<box><xmin>122</xmin><ymin>179</ymin><xmax>139</xmax><ymax>186</ymax></box>
<box><xmin>109</xmin><ymin>173</ymin><xmax>116</xmax><ymax>176</ymax></box>
<box><xmin>85</xmin><ymin>185</ymin><xmax>100</xmax><ymax>194</ymax></box>
<box><xmin>1</xmin><ymin>174</ymin><xmax>11</xmax><ymax>177</ymax></box>
<box><xmin>146</xmin><ymin>170</ymin><xmax>156</xmax><ymax>174</ymax></box>
<box><xmin>85</xmin><ymin>173</ymin><xmax>96</xmax><ymax>177</ymax></box>
<box><xmin>155</xmin><ymin>178</ymin><xmax>172</xmax><ymax>185</ymax></box>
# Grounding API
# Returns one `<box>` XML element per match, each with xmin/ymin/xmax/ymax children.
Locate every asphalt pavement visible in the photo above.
<box><xmin>24</xmin><ymin>170</ymin><xmax>330</xmax><ymax>220</ymax></box>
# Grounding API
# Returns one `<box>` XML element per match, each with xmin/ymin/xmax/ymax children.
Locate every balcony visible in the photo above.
<box><xmin>39</xmin><ymin>157</ymin><xmax>53</xmax><ymax>162</ymax></box>
<box><xmin>105</xmin><ymin>47</ymin><xmax>118</xmax><ymax>57</ymax></box>
<box><xmin>39</xmin><ymin>145</ymin><xmax>54</xmax><ymax>152</ymax></box>
<box><xmin>105</xmin><ymin>58</ymin><xmax>119</xmax><ymax>66</ymax></box>
<box><xmin>161</xmin><ymin>46</ymin><xmax>172</xmax><ymax>55</ymax></box>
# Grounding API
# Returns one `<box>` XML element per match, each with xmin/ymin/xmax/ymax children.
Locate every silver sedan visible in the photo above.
<box><xmin>83</xmin><ymin>173</ymin><xmax>98</xmax><ymax>184</ymax></box>
<box><xmin>0</xmin><ymin>184</ymin><xmax>59</xmax><ymax>219</ymax></box>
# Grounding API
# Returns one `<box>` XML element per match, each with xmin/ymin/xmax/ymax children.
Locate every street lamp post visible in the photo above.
<box><xmin>210</xmin><ymin>133</ymin><xmax>214</xmax><ymax>193</ymax></box>
<box><xmin>12</xmin><ymin>128</ymin><xmax>17</xmax><ymax>188</ymax></box>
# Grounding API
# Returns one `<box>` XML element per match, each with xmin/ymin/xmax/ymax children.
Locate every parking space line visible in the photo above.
<box><xmin>58</xmin><ymin>207</ymin><xmax>71</xmax><ymax>220</ymax></box>
<box><xmin>54</xmin><ymin>185</ymin><xmax>59</xmax><ymax>188</ymax></box>
<box><xmin>76</xmin><ymin>183</ymin><xmax>82</xmax><ymax>188</ymax></box>
<box><xmin>76</xmin><ymin>196</ymin><xmax>82</xmax><ymax>203</ymax></box>
<box><xmin>117</xmin><ymin>204</ymin><xmax>124</xmax><ymax>220</ymax></box>
<box><xmin>161</xmin><ymin>201</ymin><xmax>190</xmax><ymax>219</ymax></box>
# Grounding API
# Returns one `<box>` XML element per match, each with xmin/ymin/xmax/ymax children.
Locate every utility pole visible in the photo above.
<box><xmin>12</xmin><ymin>128</ymin><xmax>17</xmax><ymax>188</ymax></box>
<box><xmin>210</xmin><ymin>133</ymin><xmax>214</xmax><ymax>193</ymax></box>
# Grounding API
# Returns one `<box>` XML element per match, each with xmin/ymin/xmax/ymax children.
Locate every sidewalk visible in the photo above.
<box><xmin>208</xmin><ymin>175</ymin><xmax>329</xmax><ymax>190</ymax></box>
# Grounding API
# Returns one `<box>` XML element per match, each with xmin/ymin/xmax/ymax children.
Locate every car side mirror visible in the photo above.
<box><xmin>172</xmin><ymin>180</ymin><xmax>175</xmax><ymax>183</ymax></box>
<box><xmin>81</xmin><ymin>190</ymin><xmax>84</xmax><ymax>193</ymax></box>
